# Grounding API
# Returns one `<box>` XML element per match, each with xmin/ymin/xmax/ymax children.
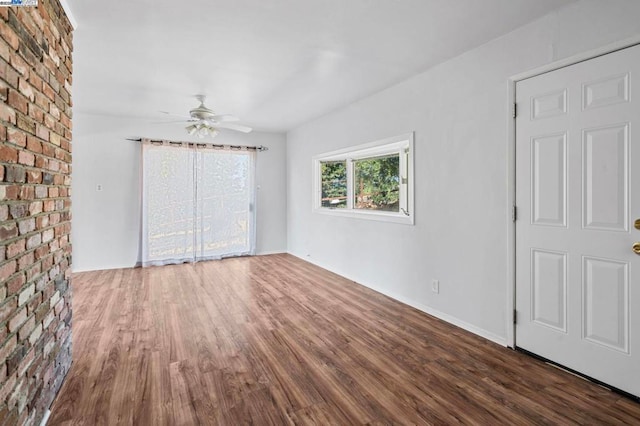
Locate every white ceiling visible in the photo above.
<box><xmin>66</xmin><ymin>0</ymin><xmax>577</xmax><ymax>133</ymax></box>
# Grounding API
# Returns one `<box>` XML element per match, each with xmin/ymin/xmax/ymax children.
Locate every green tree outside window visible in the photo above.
<box><xmin>354</xmin><ymin>155</ymin><xmax>399</xmax><ymax>212</ymax></box>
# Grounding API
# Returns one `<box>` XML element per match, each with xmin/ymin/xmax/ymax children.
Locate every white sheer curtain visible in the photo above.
<box><xmin>141</xmin><ymin>139</ymin><xmax>256</xmax><ymax>266</ymax></box>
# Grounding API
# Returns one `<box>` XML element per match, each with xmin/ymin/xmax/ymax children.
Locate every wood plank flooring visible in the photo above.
<box><xmin>48</xmin><ymin>254</ymin><xmax>640</xmax><ymax>425</ymax></box>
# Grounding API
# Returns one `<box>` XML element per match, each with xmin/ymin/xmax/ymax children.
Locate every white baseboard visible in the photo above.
<box><xmin>73</xmin><ymin>252</ymin><xmax>287</xmax><ymax>273</ymax></box>
<box><xmin>255</xmin><ymin>250</ymin><xmax>287</xmax><ymax>256</ymax></box>
<box><xmin>289</xmin><ymin>251</ymin><xmax>508</xmax><ymax>347</ymax></box>
<box><xmin>370</xmin><ymin>286</ymin><xmax>508</xmax><ymax>346</ymax></box>
<box><xmin>39</xmin><ymin>409</ymin><xmax>51</xmax><ymax>426</ymax></box>
<box><xmin>72</xmin><ymin>264</ymin><xmax>137</xmax><ymax>273</ymax></box>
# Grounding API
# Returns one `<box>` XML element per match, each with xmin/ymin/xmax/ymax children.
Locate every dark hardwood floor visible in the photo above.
<box><xmin>48</xmin><ymin>254</ymin><xmax>640</xmax><ymax>425</ymax></box>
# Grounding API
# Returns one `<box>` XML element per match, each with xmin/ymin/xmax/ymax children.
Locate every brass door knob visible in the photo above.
<box><xmin>635</xmin><ymin>219</ymin><xmax>640</xmax><ymax>230</ymax></box>
<box><xmin>634</xmin><ymin>242</ymin><xmax>640</xmax><ymax>255</ymax></box>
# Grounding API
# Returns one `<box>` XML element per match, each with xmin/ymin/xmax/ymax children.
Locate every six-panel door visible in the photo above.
<box><xmin>515</xmin><ymin>44</ymin><xmax>639</xmax><ymax>397</ymax></box>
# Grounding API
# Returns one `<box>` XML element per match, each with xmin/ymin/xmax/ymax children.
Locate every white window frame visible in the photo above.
<box><xmin>312</xmin><ymin>132</ymin><xmax>414</xmax><ymax>225</ymax></box>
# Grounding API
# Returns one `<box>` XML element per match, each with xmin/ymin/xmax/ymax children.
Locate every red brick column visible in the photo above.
<box><xmin>0</xmin><ymin>1</ymin><xmax>73</xmax><ymax>424</ymax></box>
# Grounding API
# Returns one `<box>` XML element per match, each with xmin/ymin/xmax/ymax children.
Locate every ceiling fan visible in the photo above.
<box><xmin>159</xmin><ymin>95</ymin><xmax>252</xmax><ymax>138</ymax></box>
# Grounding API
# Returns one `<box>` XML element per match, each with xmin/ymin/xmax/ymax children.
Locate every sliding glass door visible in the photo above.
<box><xmin>141</xmin><ymin>141</ymin><xmax>256</xmax><ymax>266</ymax></box>
<box><xmin>196</xmin><ymin>149</ymin><xmax>255</xmax><ymax>260</ymax></box>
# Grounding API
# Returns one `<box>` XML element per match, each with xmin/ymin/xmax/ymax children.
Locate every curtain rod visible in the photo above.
<box><xmin>126</xmin><ymin>138</ymin><xmax>268</xmax><ymax>152</ymax></box>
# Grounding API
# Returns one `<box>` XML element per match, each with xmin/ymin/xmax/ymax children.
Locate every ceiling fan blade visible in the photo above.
<box><xmin>211</xmin><ymin>114</ymin><xmax>239</xmax><ymax>122</ymax></box>
<box><xmin>159</xmin><ymin>111</ymin><xmax>192</xmax><ymax>120</ymax></box>
<box><xmin>152</xmin><ymin>119</ymin><xmax>194</xmax><ymax>124</ymax></box>
<box><xmin>216</xmin><ymin>122</ymin><xmax>253</xmax><ymax>133</ymax></box>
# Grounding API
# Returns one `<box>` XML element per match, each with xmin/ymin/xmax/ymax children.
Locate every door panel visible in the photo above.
<box><xmin>582</xmin><ymin>73</ymin><xmax>629</xmax><ymax>110</ymax></box>
<box><xmin>531</xmin><ymin>133</ymin><xmax>567</xmax><ymax>227</ymax></box>
<box><xmin>582</xmin><ymin>123</ymin><xmax>628</xmax><ymax>231</ymax></box>
<box><xmin>515</xmin><ymin>44</ymin><xmax>639</xmax><ymax>397</ymax></box>
<box><xmin>531</xmin><ymin>249</ymin><xmax>567</xmax><ymax>332</ymax></box>
<box><xmin>582</xmin><ymin>256</ymin><xmax>628</xmax><ymax>353</ymax></box>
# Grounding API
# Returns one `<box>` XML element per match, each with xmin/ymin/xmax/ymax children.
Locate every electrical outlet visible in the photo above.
<box><xmin>96</xmin><ymin>184</ymin><xmax>103</xmax><ymax>191</ymax></box>
<box><xmin>431</xmin><ymin>279</ymin><xmax>439</xmax><ymax>294</ymax></box>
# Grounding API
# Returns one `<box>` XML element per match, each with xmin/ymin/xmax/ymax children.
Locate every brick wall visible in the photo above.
<box><xmin>0</xmin><ymin>0</ymin><xmax>73</xmax><ymax>424</ymax></box>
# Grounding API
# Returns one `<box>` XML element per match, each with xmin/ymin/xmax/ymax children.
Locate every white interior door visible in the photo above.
<box><xmin>515</xmin><ymin>44</ymin><xmax>640</xmax><ymax>397</ymax></box>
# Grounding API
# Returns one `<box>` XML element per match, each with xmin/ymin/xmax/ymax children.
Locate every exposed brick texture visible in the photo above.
<box><xmin>0</xmin><ymin>1</ymin><xmax>73</xmax><ymax>425</ymax></box>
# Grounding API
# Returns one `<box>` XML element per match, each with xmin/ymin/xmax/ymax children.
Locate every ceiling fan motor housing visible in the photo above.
<box><xmin>190</xmin><ymin>103</ymin><xmax>216</xmax><ymax>121</ymax></box>
<box><xmin>159</xmin><ymin>95</ymin><xmax>251</xmax><ymax>135</ymax></box>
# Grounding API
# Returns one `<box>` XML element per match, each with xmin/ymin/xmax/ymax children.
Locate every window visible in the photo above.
<box><xmin>354</xmin><ymin>154</ymin><xmax>400</xmax><ymax>212</ymax></box>
<box><xmin>313</xmin><ymin>133</ymin><xmax>414</xmax><ymax>224</ymax></box>
<box><xmin>320</xmin><ymin>161</ymin><xmax>347</xmax><ymax>208</ymax></box>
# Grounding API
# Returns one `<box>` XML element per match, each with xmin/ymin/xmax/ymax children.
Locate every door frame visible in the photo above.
<box><xmin>505</xmin><ymin>34</ymin><xmax>640</xmax><ymax>348</ymax></box>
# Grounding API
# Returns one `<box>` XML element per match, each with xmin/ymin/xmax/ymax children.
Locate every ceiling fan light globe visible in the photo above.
<box><xmin>186</xmin><ymin>124</ymin><xmax>197</xmax><ymax>135</ymax></box>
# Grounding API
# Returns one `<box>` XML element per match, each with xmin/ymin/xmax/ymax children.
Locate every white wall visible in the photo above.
<box><xmin>286</xmin><ymin>0</ymin><xmax>640</xmax><ymax>344</ymax></box>
<box><xmin>72</xmin><ymin>114</ymin><xmax>287</xmax><ymax>272</ymax></box>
